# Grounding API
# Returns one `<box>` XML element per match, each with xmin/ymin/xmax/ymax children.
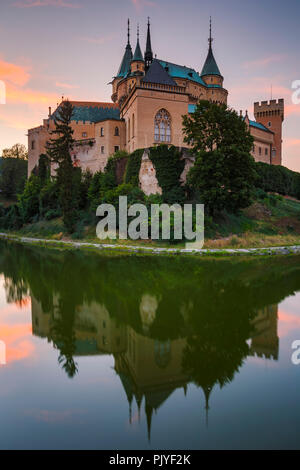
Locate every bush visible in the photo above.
<box><xmin>39</xmin><ymin>179</ymin><xmax>60</xmax><ymax>217</ymax></box>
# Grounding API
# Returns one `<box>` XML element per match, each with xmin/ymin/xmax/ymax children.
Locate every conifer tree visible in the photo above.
<box><xmin>46</xmin><ymin>100</ymin><xmax>76</xmax><ymax>232</ymax></box>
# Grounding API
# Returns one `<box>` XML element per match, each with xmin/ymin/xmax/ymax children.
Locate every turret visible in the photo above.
<box><xmin>131</xmin><ymin>25</ymin><xmax>145</xmax><ymax>75</ymax></box>
<box><xmin>201</xmin><ymin>18</ymin><xmax>223</xmax><ymax>87</ymax></box>
<box><xmin>144</xmin><ymin>17</ymin><xmax>153</xmax><ymax>71</ymax></box>
<box><xmin>116</xmin><ymin>19</ymin><xmax>133</xmax><ymax>79</ymax></box>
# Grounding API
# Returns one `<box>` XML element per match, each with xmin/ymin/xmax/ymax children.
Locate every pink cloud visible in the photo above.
<box><xmin>243</xmin><ymin>55</ymin><xmax>285</xmax><ymax>70</ymax></box>
<box><xmin>80</xmin><ymin>34</ymin><xmax>116</xmax><ymax>45</ymax></box>
<box><xmin>0</xmin><ymin>58</ymin><xmax>30</xmax><ymax>87</ymax></box>
<box><xmin>55</xmin><ymin>81</ymin><xmax>79</xmax><ymax>89</ymax></box>
<box><xmin>0</xmin><ymin>323</ymin><xmax>34</xmax><ymax>364</ymax></box>
<box><xmin>278</xmin><ymin>310</ymin><xmax>300</xmax><ymax>337</ymax></box>
<box><xmin>285</xmin><ymin>138</ymin><xmax>300</xmax><ymax>147</ymax></box>
<box><xmin>131</xmin><ymin>0</ymin><xmax>157</xmax><ymax>11</ymax></box>
<box><xmin>13</xmin><ymin>0</ymin><xmax>81</xmax><ymax>8</ymax></box>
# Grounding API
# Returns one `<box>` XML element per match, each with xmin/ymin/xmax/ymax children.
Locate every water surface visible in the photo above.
<box><xmin>0</xmin><ymin>241</ymin><xmax>300</xmax><ymax>449</ymax></box>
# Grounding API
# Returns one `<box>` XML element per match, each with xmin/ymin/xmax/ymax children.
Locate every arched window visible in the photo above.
<box><xmin>154</xmin><ymin>109</ymin><xmax>171</xmax><ymax>143</ymax></box>
<box><xmin>115</xmin><ymin>126</ymin><xmax>119</xmax><ymax>136</ymax></box>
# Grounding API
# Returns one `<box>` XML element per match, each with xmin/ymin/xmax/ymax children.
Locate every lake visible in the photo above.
<box><xmin>0</xmin><ymin>241</ymin><xmax>299</xmax><ymax>450</ymax></box>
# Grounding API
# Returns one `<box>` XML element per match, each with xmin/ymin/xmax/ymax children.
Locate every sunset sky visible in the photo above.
<box><xmin>0</xmin><ymin>0</ymin><xmax>299</xmax><ymax>171</ymax></box>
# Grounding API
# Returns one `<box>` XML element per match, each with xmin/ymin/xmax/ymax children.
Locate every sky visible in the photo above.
<box><xmin>0</xmin><ymin>0</ymin><xmax>299</xmax><ymax>171</ymax></box>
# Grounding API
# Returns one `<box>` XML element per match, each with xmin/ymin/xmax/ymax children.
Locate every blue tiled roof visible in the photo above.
<box><xmin>207</xmin><ymin>84</ymin><xmax>222</xmax><ymax>88</ymax></box>
<box><xmin>201</xmin><ymin>47</ymin><xmax>222</xmax><ymax>77</ymax></box>
<box><xmin>158</xmin><ymin>60</ymin><xmax>206</xmax><ymax>86</ymax></box>
<box><xmin>52</xmin><ymin>102</ymin><xmax>120</xmax><ymax>123</ymax></box>
<box><xmin>249</xmin><ymin>120</ymin><xmax>273</xmax><ymax>133</ymax></box>
<box><xmin>117</xmin><ymin>44</ymin><xmax>133</xmax><ymax>78</ymax></box>
<box><xmin>132</xmin><ymin>39</ymin><xmax>144</xmax><ymax>62</ymax></box>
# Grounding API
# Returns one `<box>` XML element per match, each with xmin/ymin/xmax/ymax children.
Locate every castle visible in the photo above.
<box><xmin>27</xmin><ymin>19</ymin><xmax>284</xmax><ymax>176</ymax></box>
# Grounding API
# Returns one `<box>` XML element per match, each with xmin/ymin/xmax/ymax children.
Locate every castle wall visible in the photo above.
<box><xmin>250</xmin><ymin>126</ymin><xmax>274</xmax><ymax>164</ymax></box>
<box><xmin>28</xmin><ymin>116</ymin><xmax>125</xmax><ymax>176</ymax></box>
<box><xmin>122</xmin><ymin>88</ymin><xmax>189</xmax><ymax>153</ymax></box>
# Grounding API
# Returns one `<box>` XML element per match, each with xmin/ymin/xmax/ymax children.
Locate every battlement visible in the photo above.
<box><xmin>254</xmin><ymin>99</ymin><xmax>284</xmax><ymax>120</ymax></box>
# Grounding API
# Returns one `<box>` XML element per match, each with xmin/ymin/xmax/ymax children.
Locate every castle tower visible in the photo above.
<box><xmin>116</xmin><ymin>19</ymin><xmax>133</xmax><ymax>79</ymax></box>
<box><xmin>254</xmin><ymin>99</ymin><xmax>284</xmax><ymax>166</ymax></box>
<box><xmin>201</xmin><ymin>18</ymin><xmax>223</xmax><ymax>88</ymax></box>
<box><xmin>144</xmin><ymin>17</ymin><xmax>153</xmax><ymax>71</ymax></box>
<box><xmin>131</xmin><ymin>25</ymin><xmax>145</xmax><ymax>75</ymax></box>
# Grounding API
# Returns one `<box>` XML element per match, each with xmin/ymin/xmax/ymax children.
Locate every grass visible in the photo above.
<box><xmin>3</xmin><ymin>193</ymin><xmax>300</xmax><ymax>250</ymax></box>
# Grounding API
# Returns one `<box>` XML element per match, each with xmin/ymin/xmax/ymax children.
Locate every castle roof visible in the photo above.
<box><xmin>249</xmin><ymin>120</ymin><xmax>274</xmax><ymax>133</ymax></box>
<box><xmin>117</xmin><ymin>19</ymin><xmax>133</xmax><ymax>78</ymax></box>
<box><xmin>52</xmin><ymin>101</ymin><xmax>120</xmax><ymax>123</ymax></box>
<box><xmin>132</xmin><ymin>26</ymin><xmax>144</xmax><ymax>62</ymax></box>
<box><xmin>201</xmin><ymin>46</ymin><xmax>222</xmax><ymax>77</ymax></box>
<box><xmin>142</xmin><ymin>59</ymin><xmax>177</xmax><ymax>86</ymax></box>
<box><xmin>201</xmin><ymin>18</ymin><xmax>222</xmax><ymax>78</ymax></box>
<box><xmin>145</xmin><ymin>17</ymin><xmax>153</xmax><ymax>63</ymax></box>
<box><xmin>158</xmin><ymin>60</ymin><xmax>206</xmax><ymax>86</ymax></box>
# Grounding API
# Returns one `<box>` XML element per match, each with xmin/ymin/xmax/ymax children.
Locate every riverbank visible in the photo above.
<box><xmin>1</xmin><ymin>232</ymin><xmax>300</xmax><ymax>257</ymax></box>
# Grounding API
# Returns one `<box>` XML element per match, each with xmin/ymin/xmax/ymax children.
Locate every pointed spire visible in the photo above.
<box><xmin>132</xmin><ymin>23</ymin><xmax>144</xmax><ymax>62</ymax></box>
<box><xmin>145</xmin><ymin>17</ymin><xmax>153</xmax><ymax>71</ymax></box>
<box><xmin>200</xmin><ymin>17</ymin><xmax>222</xmax><ymax>78</ymax></box>
<box><xmin>127</xmin><ymin>18</ymin><xmax>130</xmax><ymax>46</ymax></box>
<box><xmin>203</xmin><ymin>386</ymin><xmax>213</xmax><ymax>429</ymax></box>
<box><xmin>145</xmin><ymin>403</ymin><xmax>153</xmax><ymax>442</ymax></box>
<box><xmin>116</xmin><ymin>19</ymin><xmax>133</xmax><ymax>78</ymax></box>
<box><xmin>208</xmin><ymin>16</ymin><xmax>213</xmax><ymax>50</ymax></box>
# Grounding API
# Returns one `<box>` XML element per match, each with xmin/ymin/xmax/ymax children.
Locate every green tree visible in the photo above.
<box><xmin>38</xmin><ymin>154</ymin><xmax>50</xmax><ymax>184</ymax></box>
<box><xmin>46</xmin><ymin>100</ymin><xmax>77</xmax><ymax>232</ymax></box>
<box><xmin>183</xmin><ymin>100</ymin><xmax>256</xmax><ymax>215</ymax></box>
<box><xmin>0</xmin><ymin>157</ymin><xmax>28</xmax><ymax>199</ymax></box>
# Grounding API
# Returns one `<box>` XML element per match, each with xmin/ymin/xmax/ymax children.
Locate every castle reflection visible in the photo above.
<box><xmin>31</xmin><ymin>293</ymin><xmax>279</xmax><ymax>439</ymax></box>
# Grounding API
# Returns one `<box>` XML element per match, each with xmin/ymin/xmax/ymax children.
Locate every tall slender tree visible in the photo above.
<box><xmin>46</xmin><ymin>100</ymin><xmax>76</xmax><ymax>232</ymax></box>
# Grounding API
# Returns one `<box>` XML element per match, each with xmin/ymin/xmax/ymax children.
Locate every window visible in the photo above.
<box><xmin>114</xmin><ymin>126</ymin><xmax>119</xmax><ymax>136</ymax></box>
<box><xmin>114</xmin><ymin>146</ymin><xmax>120</xmax><ymax>153</ymax></box>
<box><xmin>31</xmin><ymin>141</ymin><xmax>35</xmax><ymax>150</ymax></box>
<box><xmin>265</xmin><ymin>148</ymin><xmax>268</xmax><ymax>156</ymax></box>
<box><xmin>100</xmin><ymin>127</ymin><xmax>104</xmax><ymax>137</ymax></box>
<box><xmin>272</xmin><ymin>148</ymin><xmax>276</xmax><ymax>158</ymax></box>
<box><xmin>132</xmin><ymin>114</ymin><xmax>135</xmax><ymax>138</ymax></box>
<box><xmin>154</xmin><ymin>109</ymin><xmax>171</xmax><ymax>143</ymax></box>
<box><xmin>82</xmin><ymin>132</ymin><xmax>87</xmax><ymax>138</ymax></box>
<box><xmin>101</xmin><ymin>146</ymin><xmax>105</xmax><ymax>154</ymax></box>
<box><xmin>268</xmin><ymin>121</ymin><xmax>272</xmax><ymax>127</ymax></box>
<box><xmin>259</xmin><ymin>147</ymin><xmax>262</xmax><ymax>156</ymax></box>
<box><xmin>128</xmin><ymin>118</ymin><xmax>130</xmax><ymax>142</ymax></box>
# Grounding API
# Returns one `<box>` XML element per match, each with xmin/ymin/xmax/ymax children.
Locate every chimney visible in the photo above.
<box><xmin>48</xmin><ymin>107</ymin><xmax>52</xmax><ymax>117</ymax></box>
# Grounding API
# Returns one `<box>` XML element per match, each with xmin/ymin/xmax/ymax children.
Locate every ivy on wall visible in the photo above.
<box><xmin>149</xmin><ymin>145</ymin><xmax>185</xmax><ymax>204</ymax></box>
<box><xmin>124</xmin><ymin>149</ymin><xmax>144</xmax><ymax>186</ymax></box>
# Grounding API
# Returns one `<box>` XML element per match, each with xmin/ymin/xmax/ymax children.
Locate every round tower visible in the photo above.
<box><xmin>200</xmin><ymin>18</ymin><xmax>227</xmax><ymax>104</ymax></box>
<box><xmin>130</xmin><ymin>25</ymin><xmax>145</xmax><ymax>75</ymax></box>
